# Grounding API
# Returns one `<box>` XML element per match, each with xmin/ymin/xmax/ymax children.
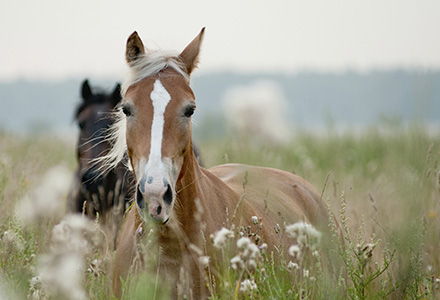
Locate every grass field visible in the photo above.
<box><xmin>0</xmin><ymin>124</ymin><xmax>439</xmax><ymax>299</ymax></box>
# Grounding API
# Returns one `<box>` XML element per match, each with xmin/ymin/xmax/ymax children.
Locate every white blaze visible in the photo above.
<box><xmin>142</xmin><ymin>80</ymin><xmax>171</xmax><ymax>192</ymax></box>
<box><xmin>149</xmin><ymin>80</ymin><xmax>171</xmax><ymax>161</ymax></box>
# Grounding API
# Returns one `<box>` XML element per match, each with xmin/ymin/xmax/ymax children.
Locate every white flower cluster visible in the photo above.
<box><xmin>212</xmin><ymin>227</ymin><xmax>235</xmax><ymax>249</ymax></box>
<box><xmin>286</xmin><ymin>261</ymin><xmax>299</xmax><ymax>271</ymax></box>
<box><xmin>288</xmin><ymin>244</ymin><xmax>301</xmax><ymax>260</ymax></box>
<box><xmin>285</xmin><ymin>221</ymin><xmax>322</xmax><ymax>251</ymax></box>
<box><xmin>28</xmin><ymin>275</ymin><xmax>48</xmax><ymax>300</ymax></box>
<box><xmin>15</xmin><ymin>165</ymin><xmax>72</xmax><ymax>225</ymax></box>
<box><xmin>230</xmin><ymin>237</ymin><xmax>259</xmax><ymax>271</ymax></box>
<box><xmin>31</xmin><ymin>214</ymin><xmax>98</xmax><ymax>300</ymax></box>
<box><xmin>239</xmin><ymin>278</ymin><xmax>257</xmax><ymax>293</ymax></box>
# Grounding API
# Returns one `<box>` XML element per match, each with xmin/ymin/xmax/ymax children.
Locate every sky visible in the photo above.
<box><xmin>1</xmin><ymin>0</ymin><xmax>440</xmax><ymax>81</ymax></box>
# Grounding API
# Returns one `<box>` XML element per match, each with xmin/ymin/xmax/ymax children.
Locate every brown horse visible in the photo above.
<box><xmin>68</xmin><ymin>79</ymin><xmax>134</xmax><ymax>222</ymax></box>
<box><xmin>105</xmin><ymin>28</ymin><xmax>329</xmax><ymax>299</ymax></box>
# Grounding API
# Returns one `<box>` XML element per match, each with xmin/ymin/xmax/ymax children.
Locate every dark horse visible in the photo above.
<box><xmin>67</xmin><ymin>79</ymin><xmax>134</xmax><ymax>222</ymax></box>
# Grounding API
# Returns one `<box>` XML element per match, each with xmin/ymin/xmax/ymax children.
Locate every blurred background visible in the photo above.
<box><xmin>1</xmin><ymin>0</ymin><xmax>439</xmax><ymax>139</ymax></box>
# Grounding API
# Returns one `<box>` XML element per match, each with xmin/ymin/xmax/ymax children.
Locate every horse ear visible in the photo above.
<box><xmin>179</xmin><ymin>27</ymin><xmax>205</xmax><ymax>75</ymax></box>
<box><xmin>126</xmin><ymin>31</ymin><xmax>145</xmax><ymax>63</ymax></box>
<box><xmin>111</xmin><ymin>83</ymin><xmax>122</xmax><ymax>107</ymax></box>
<box><xmin>81</xmin><ymin>79</ymin><xmax>92</xmax><ymax>101</ymax></box>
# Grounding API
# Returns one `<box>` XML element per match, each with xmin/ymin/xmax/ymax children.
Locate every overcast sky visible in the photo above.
<box><xmin>1</xmin><ymin>0</ymin><xmax>440</xmax><ymax>81</ymax></box>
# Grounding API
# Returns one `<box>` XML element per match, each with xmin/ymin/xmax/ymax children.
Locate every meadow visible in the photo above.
<box><xmin>0</xmin><ymin>123</ymin><xmax>439</xmax><ymax>299</ymax></box>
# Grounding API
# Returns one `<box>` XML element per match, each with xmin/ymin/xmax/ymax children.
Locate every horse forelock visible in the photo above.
<box><xmin>121</xmin><ymin>50</ymin><xmax>189</xmax><ymax>97</ymax></box>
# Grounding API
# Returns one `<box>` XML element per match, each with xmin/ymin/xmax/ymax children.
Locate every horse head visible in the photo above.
<box><xmin>115</xmin><ymin>29</ymin><xmax>204</xmax><ymax>224</ymax></box>
<box><xmin>75</xmin><ymin>79</ymin><xmax>121</xmax><ymax>212</ymax></box>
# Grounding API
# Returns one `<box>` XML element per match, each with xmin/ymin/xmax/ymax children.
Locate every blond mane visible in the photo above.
<box><xmin>121</xmin><ymin>50</ymin><xmax>189</xmax><ymax>96</ymax></box>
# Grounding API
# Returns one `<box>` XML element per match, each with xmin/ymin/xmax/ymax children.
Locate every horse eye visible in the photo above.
<box><xmin>184</xmin><ymin>106</ymin><xmax>195</xmax><ymax>118</ymax></box>
<box><xmin>78</xmin><ymin>121</ymin><xmax>86</xmax><ymax>130</ymax></box>
<box><xmin>122</xmin><ymin>105</ymin><xmax>132</xmax><ymax>117</ymax></box>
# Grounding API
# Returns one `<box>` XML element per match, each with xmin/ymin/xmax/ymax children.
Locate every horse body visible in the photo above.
<box><xmin>210</xmin><ymin>163</ymin><xmax>327</xmax><ymax>228</ymax></box>
<box><xmin>109</xmin><ymin>29</ymin><xmax>329</xmax><ymax>299</ymax></box>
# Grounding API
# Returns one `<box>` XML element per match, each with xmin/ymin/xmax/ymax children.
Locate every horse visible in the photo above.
<box><xmin>103</xmin><ymin>28</ymin><xmax>329</xmax><ymax>299</ymax></box>
<box><xmin>67</xmin><ymin>79</ymin><xmax>134</xmax><ymax>223</ymax></box>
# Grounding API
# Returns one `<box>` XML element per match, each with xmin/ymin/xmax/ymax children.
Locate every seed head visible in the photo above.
<box><xmin>212</xmin><ymin>227</ymin><xmax>235</xmax><ymax>249</ymax></box>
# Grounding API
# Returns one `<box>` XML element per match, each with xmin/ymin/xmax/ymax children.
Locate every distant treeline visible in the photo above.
<box><xmin>1</xmin><ymin>69</ymin><xmax>439</xmax><ymax>134</ymax></box>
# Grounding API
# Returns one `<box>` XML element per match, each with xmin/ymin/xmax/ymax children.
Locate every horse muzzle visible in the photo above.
<box><xmin>135</xmin><ymin>178</ymin><xmax>173</xmax><ymax>224</ymax></box>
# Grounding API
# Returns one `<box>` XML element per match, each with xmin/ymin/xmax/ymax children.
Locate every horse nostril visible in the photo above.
<box><xmin>136</xmin><ymin>185</ymin><xmax>145</xmax><ymax>209</ymax></box>
<box><xmin>163</xmin><ymin>184</ymin><xmax>173</xmax><ymax>205</ymax></box>
<box><xmin>82</xmin><ymin>168</ymin><xmax>101</xmax><ymax>185</ymax></box>
<box><xmin>157</xmin><ymin>205</ymin><xmax>162</xmax><ymax>215</ymax></box>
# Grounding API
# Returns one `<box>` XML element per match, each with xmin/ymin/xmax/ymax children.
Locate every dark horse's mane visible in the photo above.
<box><xmin>75</xmin><ymin>82</ymin><xmax>121</xmax><ymax>119</ymax></box>
<box><xmin>75</xmin><ymin>91</ymin><xmax>111</xmax><ymax>118</ymax></box>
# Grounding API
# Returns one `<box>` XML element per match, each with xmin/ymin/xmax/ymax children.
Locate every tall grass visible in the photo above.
<box><xmin>0</xmin><ymin>125</ymin><xmax>439</xmax><ymax>299</ymax></box>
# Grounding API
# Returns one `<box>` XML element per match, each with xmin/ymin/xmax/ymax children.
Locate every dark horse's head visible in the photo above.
<box><xmin>73</xmin><ymin>79</ymin><xmax>125</xmax><ymax>215</ymax></box>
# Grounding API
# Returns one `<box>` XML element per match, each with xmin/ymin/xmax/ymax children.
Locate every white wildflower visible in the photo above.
<box><xmin>230</xmin><ymin>255</ymin><xmax>244</xmax><ymax>270</ymax></box>
<box><xmin>212</xmin><ymin>227</ymin><xmax>234</xmax><ymax>249</ymax></box>
<box><xmin>199</xmin><ymin>256</ymin><xmax>210</xmax><ymax>269</ymax></box>
<box><xmin>259</xmin><ymin>243</ymin><xmax>268</xmax><ymax>253</ymax></box>
<box><xmin>251</xmin><ymin>216</ymin><xmax>258</xmax><ymax>224</ymax></box>
<box><xmin>237</xmin><ymin>237</ymin><xmax>251</xmax><ymax>249</ymax></box>
<box><xmin>285</xmin><ymin>222</ymin><xmax>321</xmax><ymax>250</ymax></box>
<box><xmin>303</xmin><ymin>269</ymin><xmax>310</xmax><ymax>278</ymax></box>
<box><xmin>28</xmin><ymin>276</ymin><xmax>47</xmax><ymax>300</ymax></box>
<box><xmin>39</xmin><ymin>252</ymin><xmax>86</xmax><ymax>300</ymax></box>
<box><xmin>36</xmin><ymin>214</ymin><xmax>96</xmax><ymax>300</ymax></box>
<box><xmin>239</xmin><ymin>279</ymin><xmax>257</xmax><ymax>293</ymax></box>
<box><xmin>15</xmin><ymin>165</ymin><xmax>72</xmax><ymax>225</ymax></box>
<box><xmin>288</xmin><ymin>245</ymin><xmax>301</xmax><ymax>259</ymax></box>
<box><xmin>287</xmin><ymin>261</ymin><xmax>299</xmax><ymax>271</ymax></box>
<box><xmin>231</xmin><ymin>237</ymin><xmax>260</xmax><ymax>271</ymax></box>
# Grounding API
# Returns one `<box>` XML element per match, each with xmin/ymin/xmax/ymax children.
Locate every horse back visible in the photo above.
<box><xmin>208</xmin><ymin>163</ymin><xmax>328</xmax><ymax>233</ymax></box>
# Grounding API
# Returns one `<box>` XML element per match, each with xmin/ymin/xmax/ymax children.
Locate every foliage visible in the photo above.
<box><xmin>0</xmin><ymin>125</ymin><xmax>439</xmax><ymax>299</ymax></box>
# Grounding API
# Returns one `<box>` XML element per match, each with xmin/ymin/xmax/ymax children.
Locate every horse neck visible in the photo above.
<box><xmin>173</xmin><ymin>143</ymin><xmax>241</xmax><ymax>235</ymax></box>
<box><xmin>174</xmin><ymin>143</ymin><xmax>205</xmax><ymax>229</ymax></box>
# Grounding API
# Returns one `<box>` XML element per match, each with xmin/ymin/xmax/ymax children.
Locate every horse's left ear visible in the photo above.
<box><xmin>81</xmin><ymin>79</ymin><xmax>93</xmax><ymax>101</ymax></box>
<box><xmin>179</xmin><ymin>27</ymin><xmax>205</xmax><ymax>75</ymax></box>
<box><xmin>111</xmin><ymin>83</ymin><xmax>122</xmax><ymax>107</ymax></box>
<box><xmin>126</xmin><ymin>31</ymin><xmax>145</xmax><ymax>64</ymax></box>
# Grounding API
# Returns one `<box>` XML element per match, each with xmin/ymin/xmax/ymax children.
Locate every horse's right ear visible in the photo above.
<box><xmin>81</xmin><ymin>79</ymin><xmax>92</xmax><ymax>101</ymax></box>
<box><xmin>126</xmin><ymin>31</ymin><xmax>145</xmax><ymax>64</ymax></box>
<box><xmin>179</xmin><ymin>27</ymin><xmax>205</xmax><ymax>75</ymax></box>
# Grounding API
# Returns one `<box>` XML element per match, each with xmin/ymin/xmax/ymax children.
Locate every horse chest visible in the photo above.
<box><xmin>155</xmin><ymin>228</ymin><xmax>206</xmax><ymax>298</ymax></box>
